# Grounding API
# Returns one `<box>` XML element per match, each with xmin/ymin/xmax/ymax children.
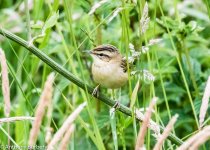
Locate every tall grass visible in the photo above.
<box><xmin>0</xmin><ymin>0</ymin><xmax>210</xmax><ymax>149</ymax></box>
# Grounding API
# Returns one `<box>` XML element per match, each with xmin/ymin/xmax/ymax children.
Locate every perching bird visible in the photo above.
<box><xmin>89</xmin><ymin>44</ymin><xmax>128</xmax><ymax>93</ymax></box>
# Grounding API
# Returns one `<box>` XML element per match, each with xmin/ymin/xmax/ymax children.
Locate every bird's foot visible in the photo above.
<box><xmin>110</xmin><ymin>101</ymin><xmax>121</xmax><ymax>114</ymax></box>
<box><xmin>113</xmin><ymin>100</ymin><xmax>120</xmax><ymax>109</ymax></box>
<box><xmin>92</xmin><ymin>84</ymin><xmax>100</xmax><ymax>97</ymax></box>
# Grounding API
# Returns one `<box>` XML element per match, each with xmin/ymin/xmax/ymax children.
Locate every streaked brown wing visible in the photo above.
<box><xmin>121</xmin><ymin>58</ymin><xmax>134</xmax><ymax>73</ymax></box>
<box><xmin>121</xmin><ymin>59</ymin><xmax>128</xmax><ymax>73</ymax></box>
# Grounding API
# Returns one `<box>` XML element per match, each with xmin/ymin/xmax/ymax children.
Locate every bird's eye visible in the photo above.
<box><xmin>97</xmin><ymin>53</ymin><xmax>110</xmax><ymax>60</ymax></box>
<box><xmin>98</xmin><ymin>53</ymin><xmax>104</xmax><ymax>57</ymax></box>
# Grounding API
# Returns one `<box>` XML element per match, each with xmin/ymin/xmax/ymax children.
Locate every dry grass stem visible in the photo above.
<box><xmin>59</xmin><ymin>124</ymin><xmax>75</xmax><ymax>150</ymax></box>
<box><xmin>135</xmin><ymin>109</ymin><xmax>160</xmax><ymax>139</ymax></box>
<box><xmin>130</xmin><ymin>79</ymin><xmax>140</xmax><ymax>108</ymax></box>
<box><xmin>107</xmin><ymin>8</ymin><xmax>123</xmax><ymax>23</ymax></box>
<box><xmin>0</xmin><ymin>116</ymin><xmax>35</xmax><ymax>124</ymax></box>
<box><xmin>153</xmin><ymin>114</ymin><xmax>178</xmax><ymax>150</ymax></box>
<box><xmin>177</xmin><ymin>126</ymin><xmax>210</xmax><ymax>150</ymax></box>
<box><xmin>135</xmin><ymin>97</ymin><xmax>157</xmax><ymax>150</ymax></box>
<box><xmin>45</xmin><ymin>101</ymin><xmax>53</xmax><ymax>144</ymax></box>
<box><xmin>189</xmin><ymin>128</ymin><xmax>210</xmax><ymax>149</ymax></box>
<box><xmin>19</xmin><ymin>0</ymin><xmax>34</xmax><ymax>12</ymax></box>
<box><xmin>0</xmin><ymin>48</ymin><xmax>10</xmax><ymax>117</ymax></box>
<box><xmin>28</xmin><ymin>73</ymin><xmax>55</xmax><ymax>146</ymax></box>
<box><xmin>199</xmin><ymin>76</ymin><xmax>210</xmax><ymax>128</ymax></box>
<box><xmin>88</xmin><ymin>0</ymin><xmax>108</xmax><ymax>15</ymax></box>
<box><xmin>148</xmin><ymin>38</ymin><xmax>162</xmax><ymax>46</ymax></box>
<box><xmin>45</xmin><ymin>127</ymin><xmax>54</xmax><ymax>145</ymax></box>
<box><xmin>47</xmin><ymin>102</ymin><xmax>87</xmax><ymax>150</ymax></box>
<box><xmin>140</xmin><ymin>2</ymin><xmax>150</xmax><ymax>34</ymax></box>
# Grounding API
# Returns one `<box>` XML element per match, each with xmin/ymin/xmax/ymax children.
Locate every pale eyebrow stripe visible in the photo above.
<box><xmin>93</xmin><ymin>45</ymin><xmax>118</xmax><ymax>53</ymax></box>
<box><xmin>93</xmin><ymin>51</ymin><xmax>112</xmax><ymax>56</ymax></box>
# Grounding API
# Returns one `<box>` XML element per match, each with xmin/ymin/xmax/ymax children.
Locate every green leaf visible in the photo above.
<box><xmin>130</xmin><ymin>80</ymin><xmax>140</xmax><ymax>108</ymax></box>
<box><xmin>31</xmin><ymin>20</ymin><xmax>44</xmax><ymax>29</ymax></box>
<box><xmin>159</xmin><ymin>66</ymin><xmax>178</xmax><ymax>74</ymax></box>
<box><xmin>110</xmin><ymin>109</ymin><xmax>118</xmax><ymax>150</ymax></box>
<box><xmin>42</xmin><ymin>11</ymin><xmax>59</xmax><ymax>33</ymax></box>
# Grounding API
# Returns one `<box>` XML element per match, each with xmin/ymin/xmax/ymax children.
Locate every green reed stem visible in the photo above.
<box><xmin>182</xmin><ymin>40</ymin><xmax>199</xmax><ymax>96</ymax></box>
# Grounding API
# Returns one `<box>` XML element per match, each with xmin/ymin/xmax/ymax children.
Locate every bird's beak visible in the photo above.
<box><xmin>82</xmin><ymin>50</ymin><xmax>92</xmax><ymax>55</ymax></box>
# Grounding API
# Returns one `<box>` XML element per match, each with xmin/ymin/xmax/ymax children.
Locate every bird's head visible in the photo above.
<box><xmin>89</xmin><ymin>44</ymin><xmax>120</xmax><ymax>64</ymax></box>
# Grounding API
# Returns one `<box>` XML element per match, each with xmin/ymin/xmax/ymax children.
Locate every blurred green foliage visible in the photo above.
<box><xmin>0</xmin><ymin>0</ymin><xmax>210</xmax><ymax>149</ymax></box>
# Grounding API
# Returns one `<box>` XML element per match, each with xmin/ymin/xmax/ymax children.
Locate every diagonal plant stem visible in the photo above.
<box><xmin>0</xmin><ymin>27</ymin><xmax>183</xmax><ymax>146</ymax></box>
<box><xmin>0</xmin><ymin>116</ymin><xmax>35</xmax><ymax>124</ymax></box>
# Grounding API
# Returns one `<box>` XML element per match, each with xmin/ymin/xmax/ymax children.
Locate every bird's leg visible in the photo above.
<box><xmin>111</xmin><ymin>89</ymin><xmax>120</xmax><ymax>111</ymax></box>
<box><xmin>113</xmin><ymin>101</ymin><xmax>120</xmax><ymax>109</ymax></box>
<box><xmin>92</xmin><ymin>84</ymin><xmax>101</xmax><ymax>112</ymax></box>
<box><xmin>92</xmin><ymin>84</ymin><xmax>100</xmax><ymax>97</ymax></box>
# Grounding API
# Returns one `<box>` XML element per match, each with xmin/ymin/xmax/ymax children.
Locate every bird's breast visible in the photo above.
<box><xmin>92</xmin><ymin>62</ymin><xmax>128</xmax><ymax>89</ymax></box>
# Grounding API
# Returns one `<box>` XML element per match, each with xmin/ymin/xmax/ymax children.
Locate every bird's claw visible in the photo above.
<box><xmin>92</xmin><ymin>84</ymin><xmax>100</xmax><ymax>97</ymax></box>
<box><xmin>110</xmin><ymin>101</ymin><xmax>121</xmax><ymax>114</ymax></box>
<box><xmin>113</xmin><ymin>101</ymin><xmax>120</xmax><ymax>109</ymax></box>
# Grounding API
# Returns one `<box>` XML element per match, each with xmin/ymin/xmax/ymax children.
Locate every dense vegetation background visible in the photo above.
<box><xmin>0</xmin><ymin>0</ymin><xmax>210</xmax><ymax>149</ymax></box>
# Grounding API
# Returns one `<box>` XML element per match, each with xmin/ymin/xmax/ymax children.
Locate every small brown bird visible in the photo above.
<box><xmin>89</xmin><ymin>44</ymin><xmax>128</xmax><ymax>90</ymax></box>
